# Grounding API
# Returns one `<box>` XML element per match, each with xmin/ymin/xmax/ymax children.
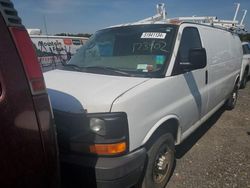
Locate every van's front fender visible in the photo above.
<box><xmin>141</xmin><ymin>114</ymin><xmax>181</xmax><ymax>146</ymax></box>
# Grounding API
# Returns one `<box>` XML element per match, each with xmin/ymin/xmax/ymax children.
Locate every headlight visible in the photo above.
<box><xmin>89</xmin><ymin>118</ymin><xmax>106</xmax><ymax>135</ymax></box>
<box><xmin>68</xmin><ymin>112</ymin><xmax>129</xmax><ymax>156</ymax></box>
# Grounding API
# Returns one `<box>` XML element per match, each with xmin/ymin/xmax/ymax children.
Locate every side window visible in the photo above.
<box><xmin>172</xmin><ymin>27</ymin><xmax>202</xmax><ymax>75</ymax></box>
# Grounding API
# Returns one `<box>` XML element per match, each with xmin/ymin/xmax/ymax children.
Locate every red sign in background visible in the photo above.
<box><xmin>63</xmin><ymin>38</ymin><xmax>73</xmax><ymax>45</ymax></box>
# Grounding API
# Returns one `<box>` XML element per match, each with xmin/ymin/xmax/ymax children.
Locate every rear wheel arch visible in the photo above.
<box><xmin>234</xmin><ymin>74</ymin><xmax>240</xmax><ymax>88</ymax></box>
<box><xmin>226</xmin><ymin>77</ymin><xmax>239</xmax><ymax>110</ymax></box>
<box><xmin>240</xmin><ymin>66</ymin><xmax>249</xmax><ymax>89</ymax></box>
<box><xmin>245</xmin><ymin>65</ymin><xmax>249</xmax><ymax>76</ymax></box>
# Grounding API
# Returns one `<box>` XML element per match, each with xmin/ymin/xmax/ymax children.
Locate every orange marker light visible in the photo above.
<box><xmin>169</xmin><ymin>19</ymin><xmax>182</xmax><ymax>25</ymax></box>
<box><xmin>89</xmin><ymin>142</ymin><xmax>126</xmax><ymax>155</ymax></box>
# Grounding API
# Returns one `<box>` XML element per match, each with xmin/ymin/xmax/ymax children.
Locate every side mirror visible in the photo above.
<box><xmin>189</xmin><ymin>48</ymin><xmax>207</xmax><ymax>69</ymax></box>
<box><xmin>180</xmin><ymin>48</ymin><xmax>207</xmax><ymax>72</ymax></box>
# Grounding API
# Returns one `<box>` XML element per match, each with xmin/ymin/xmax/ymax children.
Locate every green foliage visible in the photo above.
<box><xmin>55</xmin><ymin>33</ymin><xmax>92</xmax><ymax>38</ymax></box>
<box><xmin>239</xmin><ymin>33</ymin><xmax>250</xmax><ymax>42</ymax></box>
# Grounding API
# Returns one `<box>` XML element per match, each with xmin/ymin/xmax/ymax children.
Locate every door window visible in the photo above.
<box><xmin>172</xmin><ymin>27</ymin><xmax>202</xmax><ymax>75</ymax></box>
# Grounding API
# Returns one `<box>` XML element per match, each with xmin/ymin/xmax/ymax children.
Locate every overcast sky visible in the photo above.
<box><xmin>12</xmin><ymin>0</ymin><xmax>250</xmax><ymax>34</ymax></box>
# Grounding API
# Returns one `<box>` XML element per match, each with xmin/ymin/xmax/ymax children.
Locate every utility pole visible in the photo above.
<box><xmin>43</xmin><ymin>15</ymin><xmax>49</xmax><ymax>35</ymax></box>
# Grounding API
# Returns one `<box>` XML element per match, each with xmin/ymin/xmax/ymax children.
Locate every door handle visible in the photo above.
<box><xmin>205</xmin><ymin>70</ymin><xmax>208</xmax><ymax>85</ymax></box>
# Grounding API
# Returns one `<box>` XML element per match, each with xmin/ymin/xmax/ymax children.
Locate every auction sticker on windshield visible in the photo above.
<box><xmin>141</xmin><ymin>32</ymin><xmax>166</xmax><ymax>39</ymax></box>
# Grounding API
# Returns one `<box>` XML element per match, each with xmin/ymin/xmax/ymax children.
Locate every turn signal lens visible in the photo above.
<box><xmin>89</xmin><ymin>142</ymin><xmax>126</xmax><ymax>155</ymax></box>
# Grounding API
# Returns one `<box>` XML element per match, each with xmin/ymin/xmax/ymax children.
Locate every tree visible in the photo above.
<box><xmin>55</xmin><ymin>33</ymin><xmax>92</xmax><ymax>38</ymax></box>
<box><xmin>239</xmin><ymin>33</ymin><xmax>250</xmax><ymax>42</ymax></box>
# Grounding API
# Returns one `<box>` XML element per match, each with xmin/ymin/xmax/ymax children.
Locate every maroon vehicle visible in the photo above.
<box><xmin>0</xmin><ymin>1</ymin><xmax>60</xmax><ymax>187</ymax></box>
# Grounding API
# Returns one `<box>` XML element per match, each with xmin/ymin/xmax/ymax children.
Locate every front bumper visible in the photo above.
<box><xmin>60</xmin><ymin>148</ymin><xmax>147</xmax><ymax>188</ymax></box>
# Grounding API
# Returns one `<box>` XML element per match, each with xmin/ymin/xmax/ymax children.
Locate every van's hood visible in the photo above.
<box><xmin>44</xmin><ymin>70</ymin><xmax>149</xmax><ymax>113</ymax></box>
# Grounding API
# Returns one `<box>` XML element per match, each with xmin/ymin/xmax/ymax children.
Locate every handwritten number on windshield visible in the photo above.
<box><xmin>132</xmin><ymin>41</ymin><xmax>168</xmax><ymax>53</ymax></box>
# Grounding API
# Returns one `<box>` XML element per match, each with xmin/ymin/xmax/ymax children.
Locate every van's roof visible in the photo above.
<box><xmin>107</xmin><ymin>20</ymin><xmax>180</xmax><ymax>29</ymax></box>
<box><xmin>107</xmin><ymin>21</ymin><xmax>235</xmax><ymax>34</ymax></box>
<box><xmin>107</xmin><ymin>3</ymin><xmax>246</xmax><ymax>34</ymax></box>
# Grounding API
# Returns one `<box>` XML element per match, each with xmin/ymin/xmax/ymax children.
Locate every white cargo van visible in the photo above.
<box><xmin>44</xmin><ymin>10</ymin><xmax>243</xmax><ymax>188</ymax></box>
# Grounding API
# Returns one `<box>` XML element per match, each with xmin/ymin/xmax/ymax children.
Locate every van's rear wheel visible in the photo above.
<box><xmin>142</xmin><ymin>133</ymin><xmax>175</xmax><ymax>188</ymax></box>
<box><xmin>225</xmin><ymin>85</ymin><xmax>238</xmax><ymax>110</ymax></box>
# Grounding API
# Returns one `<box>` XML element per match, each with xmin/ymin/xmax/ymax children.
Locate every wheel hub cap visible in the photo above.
<box><xmin>153</xmin><ymin>149</ymin><xmax>171</xmax><ymax>183</ymax></box>
<box><xmin>157</xmin><ymin>154</ymin><xmax>169</xmax><ymax>171</ymax></box>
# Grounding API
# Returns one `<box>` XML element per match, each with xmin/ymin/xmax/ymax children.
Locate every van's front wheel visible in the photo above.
<box><xmin>142</xmin><ymin>133</ymin><xmax>175</xmax><ymax>188</ymax></box>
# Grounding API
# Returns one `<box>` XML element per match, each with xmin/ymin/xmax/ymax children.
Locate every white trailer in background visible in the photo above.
<box><xmin>28</xmin><ymin>29</ymin><xmax>88</xmax><ymax>67</ymax></box>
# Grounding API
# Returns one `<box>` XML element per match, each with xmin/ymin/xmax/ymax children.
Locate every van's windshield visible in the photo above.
<box><xmin>67</xmin><ymin>24</ymin><xmax>177</xmax><ymax>77</ymax></box>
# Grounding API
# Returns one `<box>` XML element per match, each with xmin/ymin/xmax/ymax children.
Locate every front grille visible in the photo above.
<box><xmin>53</xmin><ymin>110</ymin><xmax>89</xmax><ymax>154</ymax></box>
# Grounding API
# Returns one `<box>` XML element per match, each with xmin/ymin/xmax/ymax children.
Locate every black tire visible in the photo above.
<box><xmin>141</xmin><ymin>133</ymin><xmax>175</xmax><ymax>188</ymax></box>
<box><xmin>240</xmin><ymin>70</ymin><xmax>248</xmax><ymax>89</ymax></box>
<box><xmin>225</xmin><ymin>84</ymin><xmax>238</xmax><ymax>110</ymax></box>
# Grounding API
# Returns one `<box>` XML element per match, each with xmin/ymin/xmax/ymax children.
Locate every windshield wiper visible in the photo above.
<box><xmin>84</xmin><ymin>66</ymin><xmax>132</xmax><ymax>76</ymax></box>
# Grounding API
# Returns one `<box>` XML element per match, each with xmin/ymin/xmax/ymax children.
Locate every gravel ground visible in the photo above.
<box><xmin>167</xmin><ymin>82</ymin><xmax>250</xmax><ymax>188</ymax></box>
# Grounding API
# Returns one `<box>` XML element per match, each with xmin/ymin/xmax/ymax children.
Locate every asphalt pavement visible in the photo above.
<box><xmin>167</xmin><ymin>81</ymin><xmax>250</xmax><ymax>188</ymax></box>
